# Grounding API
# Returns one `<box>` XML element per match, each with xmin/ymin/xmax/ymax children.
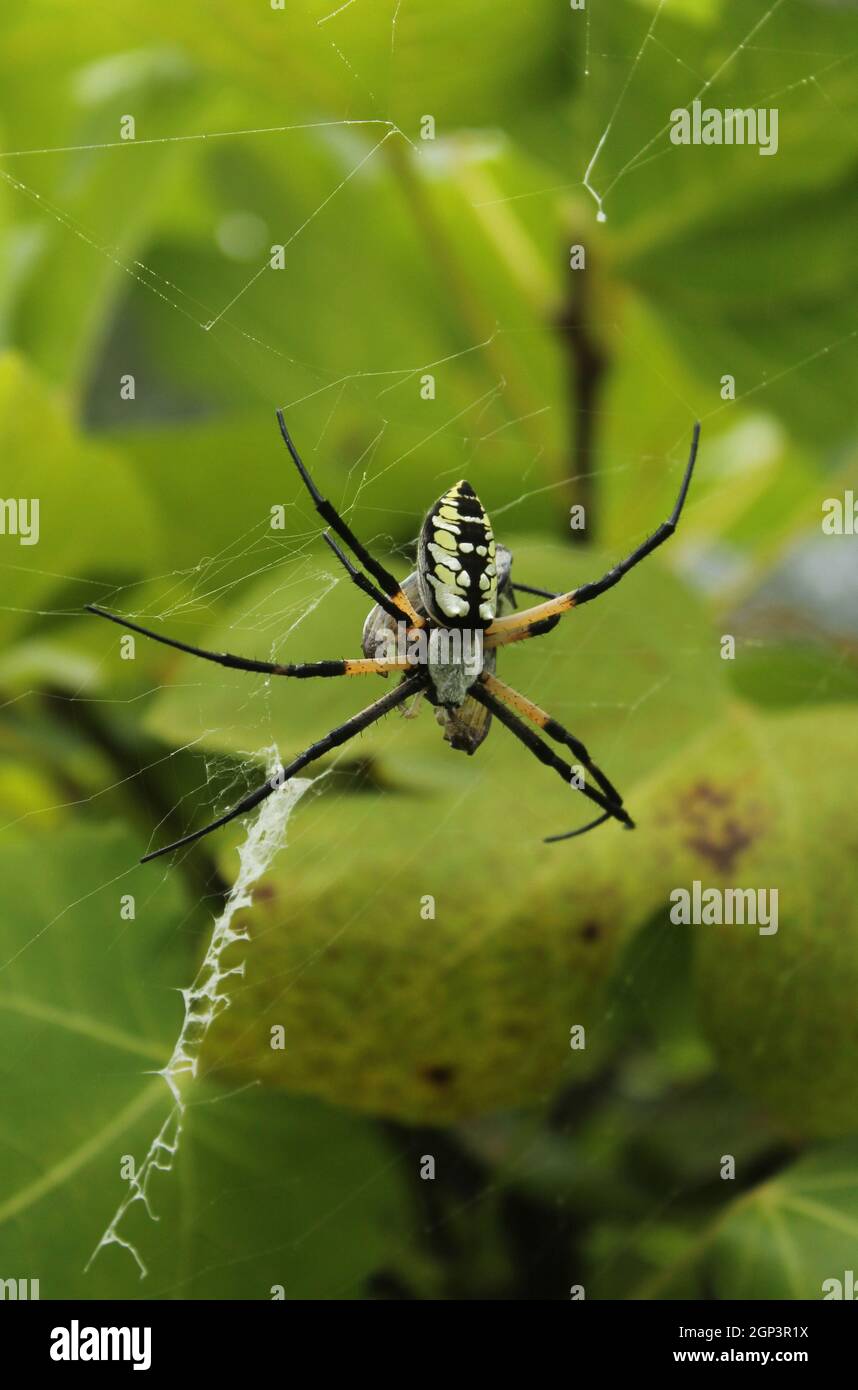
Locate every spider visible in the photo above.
<box><xmin>87</xmin><ymin>413</ymin><xmax>700</xmax><ymax>863</ymax></box>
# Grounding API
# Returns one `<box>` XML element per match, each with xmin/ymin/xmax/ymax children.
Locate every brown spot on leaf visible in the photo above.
<box><xmin>422</xmin><ymin>1065</ymin><xmax>456</xmax><ymax>1087</ymax></box>
<box><xmin>681</xmin><ymin>781</ymin><xmax>761</xmax><ymax>873</ymax></box>
<box><xmin>685</xmin><ymin>781</ymin><xmax>732</xmax><ymax>810</ymax></box>
<box><xmin>579</xmin><ymin>921</ymin><xmax>602</xmax><ymax>943</ymax></box>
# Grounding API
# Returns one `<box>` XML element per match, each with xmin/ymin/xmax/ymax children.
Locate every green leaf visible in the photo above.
<box><xmin>694</xmin><ymin>706</ymin><xmax>858</xmax><ymax>1139</ymax></box>
<box><xmin>6</xmin><ymin>50</ymin><xmax>205</xmax><ymax>400</ymax></box>
<box><xmin>0</xmin><ymin>352</ymin><xmax>160</xmax><ymax>641</ymax></box>
<box><xmin>619</xmin><ymin>168</ymin><xmax>858</xmax><ymax>448</ymax></box>
<box><xmin>196</xmin><ymin>697</ymin><xmax>858</xmax><ymax>1127</ymax></box>
<box><xmin>640</xmin><ymin>1140</ymin><xmax>858</xmax><ymax>1299</ymax></box>
<box><xmin>728</xmin><ymin>639</ymin><xmax>858</xmax><ymax>710</ymax></box>
<box><xmin>0</xmin><ymin>824</ymin><xmax>413</xmax><ymax>1298</ymax></box>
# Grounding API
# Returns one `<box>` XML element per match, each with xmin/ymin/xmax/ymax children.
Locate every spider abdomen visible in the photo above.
<box><xmin>417</xmin><ymin>480</ymin><xmax>497</xmax><ymax>628</ymax></box>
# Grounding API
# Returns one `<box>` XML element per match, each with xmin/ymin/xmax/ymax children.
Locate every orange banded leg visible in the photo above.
<box><xmin>340</xmin><ymin>658</ymin><xmax>413</xmax><ymax>676</ymax></box>
<box><xmin>484</xmin><ymin>606</ymin><xmax>565</xmax><ymax>649</ymax></box>
<box><xmin>86</xmin><ymin>606</ymin><xmax>411</xmax><ymax>678</ymax></box>
<box><xmin>486</xmin><ymin>423</ymin><xmax>700</xmax><ymax>645</ymax></box>
<box><xmin>486</xmin><ymin>590</ymin><xmax>574</xmax><ymax>641</ymax></box>
<box><xmin>384</xmin><ymin>587</ymin><xmax>424</xmax><ymax>627</ymax></box>
<box><xmin>479</xmin><ymin>673</ymin><xmax>624</xmax><ymax>808</ymax></box>
<box><xmin>469</xmin><ymin>681</ymin><xmax>633</xmax><ymax>833</ymax></box>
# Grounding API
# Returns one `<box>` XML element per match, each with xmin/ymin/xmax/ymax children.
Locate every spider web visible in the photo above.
<box><xmin>0</xmin><ymin>0</ymin><xmax>856</xmax><ymax>1298</ymax></box>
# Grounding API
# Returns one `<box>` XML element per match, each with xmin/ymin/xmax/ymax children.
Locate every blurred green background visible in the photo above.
<box><xmin>1</xmin><ymin>0</ymin><xmax>857</xmax><ymax>1300</ymax></box>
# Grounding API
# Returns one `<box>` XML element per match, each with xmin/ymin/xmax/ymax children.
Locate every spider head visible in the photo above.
<box><xmin>416</xmin><ymin>480</ymin><xmax>497</xmax><ymax>629</ymax></box>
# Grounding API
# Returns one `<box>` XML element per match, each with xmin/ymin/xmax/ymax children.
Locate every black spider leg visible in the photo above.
<box><xmin>544</xmin><ymin>813</ymin><xmax>613</xmax><ymax>844</ymax></box>
<box><xmin>571</xmin><ymin>421</ymin><xmax>700</xmax><ymax>609</ymax></box>
<box><xmin>486</xmin><ymin>423</ymin><xmax>701</xmax><ymax>643</ymax></box>
<box><xmin>511</xmin><ymin>582</ymin><xmax>558</xmax><ymax>601</ymax></box>
<box><xmin>141</xmin><ymin>669</ymin><xmax>427</xmax><ymax>863</ymax></box>
<box><xmin>479</xmin><ymin>673</ymin><xmax>625</xmax><ymax>809</ymax></box>
<box><xmin>538</xmin><ymin>712</ymin><xmax>624</xmax><ymax>808</ymax></box>
<box><xmin>276</xmin><ymin>409</ymin><xmax>416</xmax><ymax>616</ymax></box>
<box><xmin>470</xmin><ymin>684</ymin><xmax>634</xmax><ymax>833</ymax></box>
<box><xmin>321</xmin><ymin>533</ymin><xmax>406</xmax><ymax>624</ymax></box>
<box><xmin>85</xmin><ymin>606</ymin><xmax>405</xmax><ymax>677</ymax></box>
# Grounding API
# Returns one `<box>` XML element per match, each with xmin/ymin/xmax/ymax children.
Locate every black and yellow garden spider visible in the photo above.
<box><xmin>87</xmin><ymin>413</ymin><xmax>700</xmax><ymax>862</ymax></box>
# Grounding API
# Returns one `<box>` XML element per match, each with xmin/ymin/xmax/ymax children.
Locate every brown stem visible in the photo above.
<box><xmin>37</xmin><ymin>688</ymin><xmax>228</xmax><ymax>906</ymax></box>
<box><xmin>555</xmin><ymin>246</ymin><xmax>608</xmax><ymax>544</ymax></box>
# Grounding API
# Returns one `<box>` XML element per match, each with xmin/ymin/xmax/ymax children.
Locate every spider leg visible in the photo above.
<box><xmin>276</xmin><ymin>409</ymin><xmax>425</xmax><ymax>627</ymax></box>
<box><xmin>486</xmin><ymin>422</ymin><xmax>700</xmax><ymax>643</ymax></box>
<box><xmin>86</xmin><ymin>606</ymin><xmax>411</xmax><ymax>677</ymax></box>
<box><xmin>470</xmin><ymin>683</ymin><xmax>634</xmax><ymax>833</ymax></box>
<box><xmin>545</xmin><ymin>813</ymin><xmax>613</xmax><ymax>843</ymax></box>
<box><xmin>488</xmin><ymin>583</ymin><xmax>562</xmax><ymax>649</ymax></box>
<box><xmin>322</xmin><ymin>532</ymin><xmax>414</xmax><ymax>627</ymax></box>
<box><xmin>141</xmin><ymin>669</ymin><xmax>427</xmax><ymax>862</ymax></box>
<box><xmin>479</xmin><ymin>672</ymin><xmax>624</xmax><ymax>808</ymax></box>
<box><xmin>510</xmin><ymin>581</ymin><xmax>559</xmax><ymax>601</ymax></box>
<box><xmin>485</xmin><ymin>614</ymin><xmax>562</xmax><ymax>651</ymax></box>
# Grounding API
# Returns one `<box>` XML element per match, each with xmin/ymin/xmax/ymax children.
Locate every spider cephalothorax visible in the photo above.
<box><xmin>86</xmin><ymin>411</ymin><xmax>700</xmax><ymax>862</ymax></box>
